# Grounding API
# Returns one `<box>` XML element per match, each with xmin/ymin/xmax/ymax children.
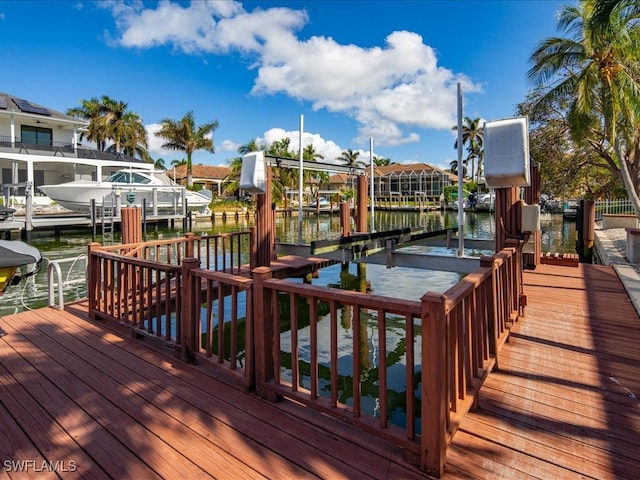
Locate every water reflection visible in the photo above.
<box><xmin>0</xmin><ymin>211</ymin><xmax>576</xmax><ymax>316</ymax></box>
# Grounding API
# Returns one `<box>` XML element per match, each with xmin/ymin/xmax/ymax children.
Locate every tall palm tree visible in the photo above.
<box><xmin>67</xmin><ymin>97</ymin><xmax>107</xmax><ymax>150</ymax></box>
<box><xmin>156</xmin><ymin>111</ymin><xmax>219</xmax><ymax>187</ymax></box>
<box><xmin>303</xmin><ymin>144</ymin><xmax>327</xmax><ymax>202</ymax></box>
<box><xmin>528</xmin><ymin>0</ymin><xmax>640</xmax><ymax>214</ymax></box>
<box><xmin>452</xmin><ymin>117</ymin><xmax>484</xmax><ymax>183</ymax></box>
<box><xmin>67</xmin><ymin>95</ymin><xmax>148</xmax><ymax>159</ymax></box>
<box><xmin>337</xmin><ymin>148</ymin><xmax>365</xmax><ymax>190</ymax></box>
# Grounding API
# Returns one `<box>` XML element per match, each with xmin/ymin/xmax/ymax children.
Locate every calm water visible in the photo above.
<box><xmin>0</xmin><ymin>211</ymin><xmax>575</xmax><ymax>316</ymax></box>
<box><xmin>0</xmin><ymin>210</ymin><xmax>577</xmax><ymax>431</ymax></box>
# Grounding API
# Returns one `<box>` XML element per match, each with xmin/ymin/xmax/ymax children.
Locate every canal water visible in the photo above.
<box><xmin>0</xmin><ymin>210</ymin><xmax>576</xmax><ymax>432</ymax></box>
<box><xmin>0</xmin><ymin>211</ymin><xmax>575</xmax><ymax>316</ymax></box>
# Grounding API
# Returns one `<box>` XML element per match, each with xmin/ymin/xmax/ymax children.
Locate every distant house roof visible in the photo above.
<box><xmin>170</xmin><ymin>164</ymin><xmax>230</xmax><ymax>181</ymax></box>
<box><xmin>0</xmin><ymin>92</ymin><xmax>88</xmax><ymax>126</ymax></box>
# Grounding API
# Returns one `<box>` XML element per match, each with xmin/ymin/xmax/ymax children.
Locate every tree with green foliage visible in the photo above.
<box><xmin>528</xmin><ymin>0</ymin><xmax>640</xmax><ymax>213</ymax></box>
<box><xmin>373</xmin><ymin>156</ymin><xmax>391</xmax><ymax>167</ymax></box>
<box><xmin>156</xmin><ymin>111</ymin><xmax>219</xmax><ymax>187</ymax></box>
<box><xmin>337</xmin><ymin>148</ymin><xmax>366</xmax><ymax>190</ymax></box>
<box><xmin>452</xmin><ymin>117</ymin><xmax>483</xmax><ymax>183</ymax></box>
<box><xmin>67</xmin><ymin>95</ymin><xmax>149</xmax><ymax>161</ymax></box>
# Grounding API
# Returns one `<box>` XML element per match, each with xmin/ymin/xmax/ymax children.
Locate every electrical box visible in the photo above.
<box><xmin>483</xmin><ymin>117</ymin><xmax>530</xmax><ymax>188</ymax></box>
<box><xmin>240</xmin><ymin>151</ymin><xmax>266</xmax><ymax>194</ymax></box>
<box><xmin>522</xmin><ymin>204</ymin><xmax>540</xmax><ymax>232</ymax></box>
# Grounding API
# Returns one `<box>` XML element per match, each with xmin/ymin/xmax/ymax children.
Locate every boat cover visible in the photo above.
<box><xmin>0</xmin><ymin>240</ymin><xmax>42</xmax><ymax>268</ymax></box>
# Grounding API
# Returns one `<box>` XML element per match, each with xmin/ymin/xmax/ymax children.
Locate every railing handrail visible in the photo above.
<box><xmin>263</xmin><ymin>277</ymin><xmax>421</xmax><ymax>315</ymax></box>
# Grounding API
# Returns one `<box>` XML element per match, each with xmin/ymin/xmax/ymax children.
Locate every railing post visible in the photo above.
<box><xmin>420</xmin><ymin>292</ymin><xmax>449</xmax><ymax>478</ymax></box>
<box><xmin>252</xmin><ymin>266</ymin><xmax>277</xmax><ymax>401</ymax></box>
<box><xmin>185</xmin><ymin>232</ymin><xmax>196</xmax><ymax>259</ymax></box>
<box><xmin>87</xmin><ymin>242</ymin><xmax>101</xmax><ymax>319</ymax></box>
<box><xmin>180</xmin><ymin>257</ymin><xmax>199</xmax><ymax>362</ymax></box>
<box><xmin>481</xmin><ymin>256</ymin><xmax>499</xmax><ymax>364</ymax></box>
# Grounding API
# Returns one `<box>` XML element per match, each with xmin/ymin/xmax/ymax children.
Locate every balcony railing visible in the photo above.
<box><xmin>0</xmin><ymin>136</ymin><xmax>143</xmax><ymax>163</ymax></box>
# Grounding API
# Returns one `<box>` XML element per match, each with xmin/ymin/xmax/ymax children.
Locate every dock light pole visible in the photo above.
<box><xmin>456</xmin><ymin>83</ymin><xmax>464</xmax><ymax>257</ymax></box>
<box><xmin>298</xmin><ymin>115</ymin><xmax>304</xmax><ymax>245</ymax></box>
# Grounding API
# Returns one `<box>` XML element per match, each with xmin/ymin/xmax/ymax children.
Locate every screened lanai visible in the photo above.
<box><xmin>373</xmin><ymin>163</ymin><xmax>456</xmax><ymax>199</ymax></box>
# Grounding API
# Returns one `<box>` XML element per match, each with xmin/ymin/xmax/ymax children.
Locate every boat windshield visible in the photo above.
<box><xmin>106</xmin><ymin>171</ymin><xmax>153</xmax><ymax>184</ymax></box>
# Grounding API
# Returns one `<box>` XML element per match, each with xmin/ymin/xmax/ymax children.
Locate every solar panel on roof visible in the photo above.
<box><xmin>13</xmin><ymin>98</ymin><xmax>51</xmax><ymax>116</ymax></box>
<box><xmin>0</xmin><ymin>98</ymin><xmax>7</xmax><ymax>109</ymax></box>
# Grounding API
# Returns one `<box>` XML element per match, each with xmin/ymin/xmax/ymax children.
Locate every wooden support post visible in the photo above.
<box><xmin>523</xmin><ymin>163</ymin><xmax>541</xmax><ymax>269</ymax></box>
<box><xmin>121</xmin><ymin>207</ymin><xmax>142</xmax><ymax>245</ymax></box>
<box><xmin>580</xmin><ymin>200</ymin><xmax>595</xmax><ymax>263</ymax></box>
<box><xmin>420</xmin><ymin>292</ymin><xmax>449</xmax><ymax>478</ymax></box>
<box><xmin>184</xmin><ymin>232</ymin><xmax>195</xmax><ymax>258</ymax></box>
<box><xmin>180</xmin><ymin>257</ymin><xmax>200</xmax><ymax>362</ymax></box>
<box><xmin>255</xmin><ymin>169</ymin><xmax>273</xmax><ymax>267</ymax></box>
<box><xmin>252</xmin><ymin>266</ymin><xmax>278</xmax><ymax>401</ymax></box>
<box><xmin>356</xmin><ymin>174</ymin><xmax>368</xmax><ymax>233</ymax></box>
<box><xmin>340</xmin><ymin>202</ymin><xmax>351</xmax><ymax>237</ymax></box>
<box><xmin>87</xmin><ymin>242</ymin><xmax>101</xmax><ymax>320</ymax></box>
<box><xmin>494</xmin><ymin>187</ymin><xmax>520</xmax><ymax>253</ymax></box>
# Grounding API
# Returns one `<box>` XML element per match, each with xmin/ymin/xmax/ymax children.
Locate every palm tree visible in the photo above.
<box><xmin>67</xmin><ymin>95</ymin><xmax>148</xmax><ymax>159</ymax></box>
<box><xmin>153</xmin><ymin>158</ymin><xmax>167</xmax><ymax>170</ymax></box>
<box><xmin>156</xmin><ymin>111</ymin><xmax>219</xmax><ymax>187</ymax></box>
<box><xmin>373</xmin><ymin>156</ymin><xmax>391</xmax><ymax>167</ymax></box>
<box><xmin>449</xmin><ymin>159</ymin><xmax>467</xmax><ymax>177</ymax></box>
<box><xmin>303</xmin><ymin>144</ymin><xmax>327</xmax><ymax>202</ymax></box>
<box><xmin>452</xmin><ymin>117</ymin><xmax>484</xmax><ymax>183</ymax></box>
<box><xmin>337</xmin><ymin>148</ymin><xmax>366</xmax><ymax>190</ymax></box>
<box><xmin>528</xmin><ymin>0</ymin><xmax>640</xmax><ymax>214</ymax></box>
<box><xmin>67</xmin><ymin>97</ymin><xmax>107</xmax><ymax>150</ymax></box>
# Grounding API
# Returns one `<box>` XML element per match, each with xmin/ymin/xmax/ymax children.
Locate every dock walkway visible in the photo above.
<box><xmin>1</xmin><ymin>262</ymin><xmax>639</xmax><ymax>478</ymax></box>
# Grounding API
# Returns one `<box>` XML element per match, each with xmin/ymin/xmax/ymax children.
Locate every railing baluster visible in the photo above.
<box><xmin>291</xmin><ymin>292</ymin><xmax>298</xmax><ymax>392</ymax></box>
<box><xmin>378</xmin><ymin>309</ymin><xmax>388</xmax><ymax>428</ymax></box>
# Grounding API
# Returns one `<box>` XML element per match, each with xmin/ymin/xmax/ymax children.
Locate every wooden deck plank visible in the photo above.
<box><xmin>1</xmin><ymin>260</ymin><xmax>639</xmax><ymax>479</ymax></box>
<box><xmin>59</xmin><ymin>304</ymin><xmax>424</xmax><ymax>480</ymax></box>
<box><xmin>453</xmin><ymin>263</ymin><xmax>640</xmax><ymax>480</ymax></box>
<box><xmin>0</xmin><ymin>400</ymin><xmax>60</xmax><ymax>480</ymax></box>
<box><xmin>0</xmin><ymin>326</ymin><xmax>156</xmax><ymax>480</ymax></box>
<box><xmin>1</xmin><ymin>304</ymin><xmax>424</xmax><ymax>480</ymax></box>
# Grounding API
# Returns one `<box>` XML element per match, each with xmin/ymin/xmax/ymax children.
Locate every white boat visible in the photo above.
<box><xmin>38</xmin><ymin>169</ymin><xmax>212</xmax><ymax>212</ymax></box>
<box><xmin>0</xmin><ymin>240</ymin><xmax>42</xmax><ymax>294</ymax></box>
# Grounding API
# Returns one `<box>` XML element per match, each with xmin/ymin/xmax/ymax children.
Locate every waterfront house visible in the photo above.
<box><xmin>168</xmin><ymin>164</ymin><xmax>230</xmax><ymax>196</ymax></box>
<box><xmin>0</xmin><ymin>92</ymin><xmax>154</xmax><ymax>208</ymax></box>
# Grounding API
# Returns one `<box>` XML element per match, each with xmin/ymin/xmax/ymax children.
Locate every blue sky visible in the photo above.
<box><xmin>0</xmin><ymin>0</ymin><xmax>569</xmax><ymax>169</ymax></box>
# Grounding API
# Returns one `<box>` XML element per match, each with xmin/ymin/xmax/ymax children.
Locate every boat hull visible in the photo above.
<box><xmin>39</xmin><ymin>183</ymin><xmax>210</xmax><ymax>212</ymax></box>
<box><xmin>0</xmin><ymin>266</ymin><xmax>18</xmax><ymax>293</ymax></box>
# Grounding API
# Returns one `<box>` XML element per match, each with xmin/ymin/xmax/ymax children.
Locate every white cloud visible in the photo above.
<box><xmin>106</xmin><ymin>1</ymin><xmax>482</xmax><ymax>149</ymax></box>
<box><xmin>219</xmin><ymin>139</ymin><xmax>241</xmax><ymax>153</ymax></box>
<box><xmin>257</xmin><ymin>128</ymin><xmax>344</xmax><ymax>163</ymax></box>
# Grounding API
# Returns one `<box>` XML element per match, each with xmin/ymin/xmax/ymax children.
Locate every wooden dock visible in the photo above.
<box><xmin>1</xmin><ymin>262</ymin><xmax>639</xmax><ymax>478</ymax></box>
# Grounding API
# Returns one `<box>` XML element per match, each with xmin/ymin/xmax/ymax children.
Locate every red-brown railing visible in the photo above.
<box><xmin>252</xmin><ymin>266</ymin><xmax>422</xmax><ymax>450</ymax></box>
<box><xmin>87</xmin><ymin>235</ymin><xmax>521</xmax><ymax>478</ymax></box>
<box><xmin>88</xmin><ymin>230</ymin><xmax>255</xmax><ymax>349</ymax></box>
<box><xmin>420</xmin><ymin>247</ymin><xmax>519</xmax><ymax>476</ymax></box>
<box><xmin>181</xmin><ymin>258</ymin><xmax>254</xmax><ymax>387</ymax></box>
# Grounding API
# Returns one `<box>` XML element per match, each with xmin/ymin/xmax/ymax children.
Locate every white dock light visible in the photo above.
<box><xmin>240</xmin><ymin>151</ymin><xmax>266</xmax><ymax>194</ymax></box>
<box><xmin>483</xmin><ymin>117</ymin><xmax>530</xmax><ymax>188</ymax></box>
